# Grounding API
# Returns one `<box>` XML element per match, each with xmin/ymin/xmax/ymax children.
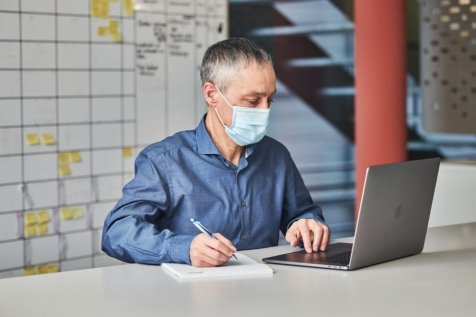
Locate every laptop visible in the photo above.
<box><xmin>263</xmin><ymin>158</ymin><xmax>440</xmax><ymax>271</ymax></box>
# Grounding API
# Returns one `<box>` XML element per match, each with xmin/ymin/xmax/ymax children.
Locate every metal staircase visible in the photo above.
<box><xmin>230</xmin><ymin>0</ymin><xmax>356</xmax><ymax>238</ymax></box>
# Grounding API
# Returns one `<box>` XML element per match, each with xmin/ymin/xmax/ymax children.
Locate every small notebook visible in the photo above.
<box><xmin>162</xmin><ymin>253</ymin><xmax>273</xmax><ymax>280</ymax></box>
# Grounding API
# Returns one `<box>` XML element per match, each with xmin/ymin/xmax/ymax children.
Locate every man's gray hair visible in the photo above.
<box><xmin>200</xmin><ymin>37</ymin><xmax>273</xmax><ymax>90</ymax></box>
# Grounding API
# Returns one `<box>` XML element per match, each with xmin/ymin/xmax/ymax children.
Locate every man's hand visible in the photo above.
<box><xmin>285</xmin><ymin>219</ymin><xmax>330</xmax><ymax>253</ymax></box>
<box><xmin>190</xmin><ymin>233</ymin><xmax>237</xmax><ymax>267</ymax></box>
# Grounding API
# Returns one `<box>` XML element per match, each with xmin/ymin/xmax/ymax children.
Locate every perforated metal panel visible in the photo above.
<box><xmin>420</xmin><ymin>0</ymin><xmax>476</xmax><ymax>134</ymax></box>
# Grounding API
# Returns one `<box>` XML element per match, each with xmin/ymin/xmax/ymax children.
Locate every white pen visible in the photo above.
<box><xmin>190</xmin><ymin>218</ymin><xmax>238</xmax><ymax>260</ymax></box>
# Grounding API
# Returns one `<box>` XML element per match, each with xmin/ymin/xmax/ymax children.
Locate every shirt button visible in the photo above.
<box><xmin>240</xmin><ymin>200</ymin><xmax>246</xmax><ymax>207</ymax></box>
<box><xmin>242</xmin><ymin>234</ymin><xmax>249</xmax><ymax>240</ymax></box>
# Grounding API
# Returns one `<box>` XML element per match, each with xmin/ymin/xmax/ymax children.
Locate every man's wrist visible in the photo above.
<box><xmin>169</xmin><ymin>234</ymin><xmax>195</xmax><ymax>264</ymax></box>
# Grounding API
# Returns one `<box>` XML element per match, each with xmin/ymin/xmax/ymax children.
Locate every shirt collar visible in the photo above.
<box><xmin>245</xmin><ymin>142</ymin><xmax>257</xmax><ymax>158</ymax></box>
<box><xmin>195</xmin><ymin>115</ymin><xmax>259</xmax><ymax>158</ymax></box>
<box><xmin>196</xmin><ymin>115</ymin><xmax>221</xmax><ymax>155</ymax></box>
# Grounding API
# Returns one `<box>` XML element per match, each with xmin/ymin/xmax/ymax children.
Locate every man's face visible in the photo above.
<box><xmin>217</xmin><ymin>62</ymin><xmax>276</xmax><ymax>126</ymax></box>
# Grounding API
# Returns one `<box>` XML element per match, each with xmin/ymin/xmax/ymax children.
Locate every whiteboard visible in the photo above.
<box><xmin>0</xmin><ymin>0</ymin><xmax>227</xmax><ymax>276</ymax></box>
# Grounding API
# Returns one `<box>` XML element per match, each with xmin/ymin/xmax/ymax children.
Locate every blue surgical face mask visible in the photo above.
<box><xmin>214</xmin><ymin>87</ymin><xmax>270</xmax><ymax>146</ymax></box>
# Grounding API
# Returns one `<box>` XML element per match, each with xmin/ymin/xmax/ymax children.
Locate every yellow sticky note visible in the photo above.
<box><xmin>24</xmin><ymin>224</ymin><xmax>37</xmax><ymax>238</ymax></box>
<box><xmin>37</xmin><ymin>264</ymin><xmax>50</xmax><ymax>274</ymax></box>
<box><xmin>122</xmin><ymin>147</ymin><xmax>133</xmax><ymax>157</ymax></box>
<box><xmin>111</xmin><ymin>32</ymin><xmax>122</xmax><ymax>43</ymax></box>
<box><xmin>24</xmin><ymin>212</ymin><xmax>38</xmax><ymax>226</ymax></box>
<box><xmin>38</xmin><ymin>210</ymin><xmax>51</xmax><ymax>224</ymax></box>
<box><xmin>45</xmin><ymin>264</ymin><xmax>59</xmax><ymax>273</ymax></box>
<box><xmin>100</xmin><ymin>7</ymin><xmax>109</xmax><ymax>19</ymax></box>
<box><xmin>37</xmin><ymin>223</ymin><xmax>49</xmax><ymax>235</ymax></box>
<box><xmin>58</xmin><ymin>152</ymin><xmax>70</xmax><ymax>165</ymax></box>
<box><xmin>97</xmin><ymin>26</ymin><xmax>108</xmax><ymax>36</ymax></box>
<box><xmin>69</xmin><ymin>151</ymin><xmax>82</xmax><ymax>163</ymax></box>
<box><xmin>26</xmin><ymin>133</ymin><xmax>40</xmax><ymax>146</ymax></box>
<box><xmin>59</xmin><ymin>164</ymin><xmax>71</xmax><ymax>177</ymax></box>
<box><xmin>60</xmin><ymin>208</ymin><xmax>73</xmax><ymax>220</ymax></box>
<box><xmin>72</xmin><ymin>207</ymin><xmax>84</xmax><ymax>219</ymax></box>
<box><xmin>91</xmin><ymin>0</ymin><xmax>109</xmax><ymax>18</ymax></box>
<box><xmin>109</xmin><ymin>20</ymin><xmax>119</xmax><ymax>34</ymax></box>
<box><xmin>41</xmin><ymin>133</ymin><xmax>56</xmax><ymax>145</ymax></box>
<box><xmin>100</xmin><ymin>0</ymin><xmax>110</xmax><ymax>18</ymax></box>
<box><xmin>91</xmin><ymin>4</ymin><xmax>100</xmax><ymax>17</ymax></box>
<box><xmin>124</xmin><ymin>0</ymin><xmax>134</xmax><ymax>15</ymax></box>
<box><xmin>24</xmin><ymin>266</ymin><xmax>37</xmax><ymax>276</ymax></box>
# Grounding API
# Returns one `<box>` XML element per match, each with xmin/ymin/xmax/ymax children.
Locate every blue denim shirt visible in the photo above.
<box><xmin>102</xmin><ymin>117</ymin><xmax>325</xmax><ymax>265</ymax></box>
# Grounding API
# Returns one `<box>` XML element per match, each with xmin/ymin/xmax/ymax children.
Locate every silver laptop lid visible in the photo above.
<box><xmin>349</xmin><ymin>158</ymin><xmax>440</xmax><ymax>270</ymax></box>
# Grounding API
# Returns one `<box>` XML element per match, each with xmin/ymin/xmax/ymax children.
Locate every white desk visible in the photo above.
<box><xmin>1</xmin><ymin>223</ymin><xmax>475</xmax><ymax>317</ymax></box>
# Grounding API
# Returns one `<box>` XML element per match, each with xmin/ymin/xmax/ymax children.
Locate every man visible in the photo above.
<box><xmin>102</xmin><ymin>38</ymin><xmax>329</xmax><ymax>267</ymax></box>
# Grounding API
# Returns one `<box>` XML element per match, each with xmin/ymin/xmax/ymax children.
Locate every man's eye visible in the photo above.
<box><xmin>248</xmin><ymin>100</ymin><xmax>259</xmax><ymax>105</ymax></box>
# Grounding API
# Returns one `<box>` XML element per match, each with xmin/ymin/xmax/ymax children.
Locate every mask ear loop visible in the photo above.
<box><xmin>213</xmin><ymin>105</ymin><xmax>227</xmax><ymax>127</ymax></box>
<box><xmin>214</xmin><ymin>86</ymin><xmax>233</xmax><ymax>128</ymax></box>
<box><xmin>215</xmin><ymin>86</ymin><xmax>234</xmax><ymax>109</ymax></box>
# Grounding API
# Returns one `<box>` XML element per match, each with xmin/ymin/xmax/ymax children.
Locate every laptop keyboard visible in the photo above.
<box><xmin>263</xmin><ymin>242</ymin><xmax>354</xmax><ymax>267</ymax></box>
<box><xmin>306</xmin><ymin>250</ymin><xmax>351</xmax><ymax>265</ymax></box>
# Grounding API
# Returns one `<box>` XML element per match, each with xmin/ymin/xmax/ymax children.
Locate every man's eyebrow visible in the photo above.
<box><xmin>243</xmin><ymin>90</ymin><xmax>277</xmax><ymax>97</ymax></box>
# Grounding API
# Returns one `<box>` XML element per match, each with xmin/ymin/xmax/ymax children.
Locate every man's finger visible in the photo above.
<box><xmin>285</xmin><ymin>227</ymin><xmax>300</xmax><ymax>247</ymax></box>
<box><xmin>196</xmin><ymin>249</ymin><xmax>228</xmax><ymax>267</ymax></box>
<box><xmin>195</xmin><ymin>235</ymin><xmax>230</xmax><ymax>265</ymax></box>
<box><xmin>205</xmin><ymin>235</ymin><xmax>235</xmax><ymax>257</ymax></box>
<box><xmin>311</xmin><ymin>223</ymin><xmax>323</xmax><ymax>252</ymax></box>
<box><xmin>320</xmin><ymin>224</ymin><xmax>330</xmax><ymax>251</ymax></box>
<box><xmin>191</xmin><ymin>234</ymin><xmax>228</xmax><ymax>267</ymax></box>
<box><xmin>298</xmin><ymin>221</ymin><xmax>312</xmax><ymax>253</ymax></box>
<box><xmin>203</xmin><ymin>247</ymin><xmax>230</xmax><ymax>264</ymax></box>
<box><xmin>214</xmin><ymin>233</ymin><xmax>237</xmax><ymax>253</ymax></box>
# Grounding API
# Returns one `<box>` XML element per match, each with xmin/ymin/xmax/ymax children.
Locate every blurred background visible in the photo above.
<box><xmin>229</xmin><ymin>0</ymin><xmax>476</xmax><ymax>239</ymax></box>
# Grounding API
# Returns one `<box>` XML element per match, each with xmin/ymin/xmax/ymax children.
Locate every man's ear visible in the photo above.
<box><xmin>203</xmin><ymin>82</ymin><xmax>218</xmax><ymax>107</ymax></box>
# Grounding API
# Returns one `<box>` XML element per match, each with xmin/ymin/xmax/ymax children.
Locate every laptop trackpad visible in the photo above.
<box><xmin>270</xmin><ymin>242</ymin><xmax>353</xmax><ymax>265</ymax></box>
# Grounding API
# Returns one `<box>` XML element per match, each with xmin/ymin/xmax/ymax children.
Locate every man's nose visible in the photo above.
<box><xmin>258</xmin><ymin>100</ymin><xmax>271</xmax><ymax>109</ymax></box>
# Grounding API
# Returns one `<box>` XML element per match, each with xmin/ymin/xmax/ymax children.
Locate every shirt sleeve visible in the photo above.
<box><xmin>279</xmin><ymin>149</ymin><xmax>326</xmax><ymax>235</ymax></box>
<box><xmin>101</xmin><ymin>150</ymin><xmax>195</xmax><ymax>265</ymax></box>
